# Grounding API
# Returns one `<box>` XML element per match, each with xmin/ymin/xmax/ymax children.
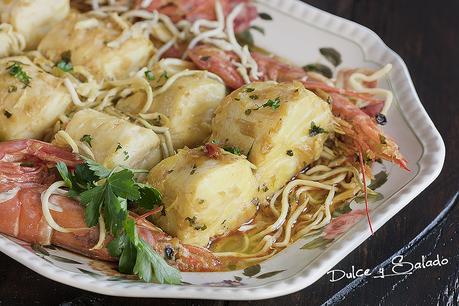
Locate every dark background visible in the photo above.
<box><xmin>1</xmin><ymin>1</ymin><xmax>458</xmax><ymax>305</ymax></box>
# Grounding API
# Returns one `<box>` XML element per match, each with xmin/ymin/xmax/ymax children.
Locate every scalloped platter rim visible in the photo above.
<box><xmin>0</xmin><ymin>0</ymin><xmax>445</xmax><ymax>300</ymax></box>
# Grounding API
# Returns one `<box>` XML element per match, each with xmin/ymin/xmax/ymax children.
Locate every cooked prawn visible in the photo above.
<box><xmin>135</xmin><ymin>0</ymin><xmax>257</xmax><ymax>33</ymax></box>
<box><xmin>0</xmin><ymin>139</ymin><xmax>222</xmax><ymax>272</ymax></box>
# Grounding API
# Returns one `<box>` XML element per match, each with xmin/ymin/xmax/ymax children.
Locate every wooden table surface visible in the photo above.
<box><xmin>1</xmin><ymin>1</ymin><xmax>458</xmax><ymax>305</ymax></box>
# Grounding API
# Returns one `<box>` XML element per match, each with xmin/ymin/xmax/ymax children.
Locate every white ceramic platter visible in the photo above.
<box><xmin>0</xmin><ymin>0</ymin><xmax>445</xmax><ymax>300</ymax></box>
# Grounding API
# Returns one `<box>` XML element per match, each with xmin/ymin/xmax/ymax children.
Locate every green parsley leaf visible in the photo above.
<box><xmin>261</xmin><ymin>97</ymin><xmax>281</xmax><ymax>110</ymax></box>
<box><xmin>56</xmin><ymin>51</ymin><xmax>73</xmax><ymax>72</ymax></box>
<box><xmin>118</xmin><ymin>239</ymin><xmax>137</xmax><ymax>274</ymax></box>
<box><xmin>82</xmin><ymin>158</ymin><xmax>111</xmax><ymax>178</ymax></box>
<box><xmin>107</xmin><ymin>234</ymin><xmax>128</xmax><ymax>258</ymax></box>
<box><xmin>223</xmin><ymin>146</ymin><xmax>242</xmax><ymax>155</ymax></box>
<box><xmin>108</xmin><ymin>169</ymin><xmax>140</xmax><ymax>201</ymax></box>
<box><xmin>144</xmin><ymin>70</ymin><xmax>155</xmax><ymax>81</ymax></box>
<box><xmin>80</xmin><ymin>185</ymin><xmax>105</xmax><ymax>227</ymax></box>
<box><xmin>136</xmin><ymin>183</ymin><xmax>162</xmax><ymax>209</ymax></box>
<box><xmin>80</xmin><ymin>134</ymin><xmax>93</xmax><ymax>148</ymax></box>
<box><xmin>309</xmin><ymin>122</ymin><xmax>326</xmax><ymax>136</ymax></box>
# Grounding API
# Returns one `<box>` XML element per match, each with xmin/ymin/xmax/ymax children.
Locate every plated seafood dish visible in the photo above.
<box><xmin>0</xmin><ymin>0</ymin><xmax>409</xmax><ymax>284</ymax></box>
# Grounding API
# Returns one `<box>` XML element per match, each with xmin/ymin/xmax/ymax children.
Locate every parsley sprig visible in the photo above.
<box><xmin>56</xmin><ymin>159</ymin><xmax>181</xmax><ymax>284</ymax></box>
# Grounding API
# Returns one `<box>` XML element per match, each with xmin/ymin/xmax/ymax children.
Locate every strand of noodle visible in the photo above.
<box><xmin>252</xmin><ymin>180</ymin><xmax>332</xmax><ymax>241</ymax></box>
<box><xmin>241</xmin><ymin>250</ymin><xmax>277</xmax><ymax>263</ymax></box>
<box><xmin>339</xmin><ymin>179</ymin><xmax>356</xmax><ymax>189</ymax></box>
<box><xmin>305</xmin><ymin>165</ymin><xmax>332</xmax><ymax>175</ymax></box>
<box><xmin>322</xmin><ymin>146</ymin><xmax>336</xmax><ymax>158</ymax></box>
<box><xmin>328</xmin><ymin>157</ymin><xmax>347</xmax><ymax>168</ymax></box>
<box><xmin>135</xmin><ymin>117</ymin><xmax>174</xmax><ymax>155</ymax></box>
<box><xmin>122</xmin><ymin>9</ymin><xmax>157</xmax><ymax>20</ymax></box>
<box><xmin>269</xmin><ymin>189</ymin><xmax>283</xmax><ymax>217</ymax></box>
<box><xmin>79</xmin><ymin>142</ymin><xmax>96</xmax><ymax>160</ymax></box>
<box><xmin>109</xmin><ymin>12</ymin><xmax>129</xmax><ymax>30</ymax></box>
<box><xmin>274</xmin><ymin>199</ymin><xmax>309</xmax><ymax>247</ymax></box>
<box><xmin>58</xmin><ymin>114</ymin><xmax>70</xmax><ymax>124</ymax></box>
<box><xmin>293</xmin><ymin>187</ymin><xmax>335</xmax><ymax>239</ymax></box>
<box><xmin>89</xmin><ymin>215</ymin><xmax>106</xmax><ymax>250</ymax></box>
<box><xmin>64</xmin><ymin>78</ymin><xmax>97</xmax><ymax>108</ymax></box>
<box><xmin>95</xmin><ymin>88</ymin><xmax>118</xmax><ymax>111</ymax></box>
<box><xmin>239</xmin><ymin>233</ymin><xmax>250</xmax><ymax>253</ymax></box>
<box><xmin>300</xmin><ymin>167</ymin><xmax>353</xmax><ymax>181</ymax></box>
<box><xmin>109</xmin><ymin>77</ymin><xmax>153</xmax><ymax>113</ymax></box>
<box><xmin>214</xmin><ymin>235</ymin><xmax>275</xmax><ymax>258</ymax></box>
<box><xmin>348</xmin><ymin>64</ymin><xmax>393</xmax><ymax>115</ymax></box>
<box><xmin>157</xmin><ymin>14</ymin><xmax>180</xmax><ymax>37</ymax></box>
<box><xmin>149</xmin><ymin>38</ymin><xmax>176</xmax><ymax>66</ymax></box>
<box><xmin>187</xmin><ymin>0</ymin><xmax>224</xmax><ymax>50</ymax></box>
<box><xmin>321</xmin><ymin>173</ymin><xmax>347</xmax><ymax>185</ymax></box>
<box><xmin>225</xmin><ymin>3</ymin><xmax>260</xmax><ymax>80</ymax></box>
<box><xmin>41</xmin><ymin>181</ymin><xmax>89</xmax><ymax>233</ymax></box>
<box><xmin>55</xmin><ymin>131</ymin><xmax>79</xmax><ymax>153</ymax></box>
<box><xmin>320</xmin><ymin>149</ymin><xmax>335</xmax><ymax>160</ymax></box>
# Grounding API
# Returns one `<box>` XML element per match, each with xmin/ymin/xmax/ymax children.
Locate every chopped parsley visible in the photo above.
<box><xmin>223</xmin><ymin>146</ymin><xmax>242</xmax><ymax>155</ymax></box>
<box><xmin>7</xmin><ymin>62</ymin><xmax>31</xmax><ymax>87</ymax></box>
<box><xmin>286</xmin><ymin>149</ymin><xmax>294</xmax><ymax>156</ymax></box>
<box><xmin>245</xmin><ymin>97</ymin><xmax>281</xmax><ymax>115</ymax></box>
<box><xmin>144</xmin><ymin>70</ymin><xmax>155</xmax><ymax>81</ymax></box>
<box><xmin>56</xmin><ymin>51</ymin><xmax>73</xmax><ymax>72</ymax></box>
<box><xmin>249</xmin><ymin>94</ymin><xmax>259</xmax><ymax>100</ymax></box>
<box><xmin>80</xmin><ymin>134</ymin><xmax>93</xmax><ymax>147</ymax></box>
<box><xmin>160</xmin><ymin>70</ymin><xmax>169</xmax><ymax>80</ymax></box>
<box><xmin>115</xmin><ymin>143</ymin><xmax>123</xmax><ymax>152</ymax></box>
<box><xmin>262</xmin><ymin>97</ymin><xmax>281</xmax><ymax>109</ymax></box>
<box><xmin>123</xmin><ymin>150</ymin><xmax>130</xmax><ymax>161</ymax></box>
<box><xmin>190</xmin><ymin>164</ymin><xmax>197</xmax><ymax>175</ymax></box>
<box><xmin>3</xmin><ymin>110</ymin><xmax>12</xmax><ymax>118</ymax></box>
<box><xmin>185</xmin><ymin>216</ymin><xmax>207</xmax><ymax>231</ymax></box>
<box><xmin>56</xmin><ymin>160</ymin><xmax>180</xmax><ymax>284</ymax></box>
<box><xmin>245</xmin><ymin>87</ymin><xmax>255</xmax><ymax>92</ymax></box>
<box><xmin>309</xmin><ymin>122</ymin><xmax>326</xmax><ymax>136</ymax></box>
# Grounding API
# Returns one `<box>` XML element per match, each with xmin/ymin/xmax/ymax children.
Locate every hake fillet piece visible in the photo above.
<box><xmin>38</xmin><ymin>12</ymin><xmax>154</xmax><ymax>81</ymax></box>
<box><xmin>147</xmin><ymin>147</ymin><xmax>259</xmax><ymax>247</ymax></box>
<box><xmin>210</xmin><ymin>81</ymin><xmax>333</xmax><ymax>199</ymax></box>
<box><xmin>55</xmin><ymin>109</ymin><xmax>162</xmax><ymax>170</ymax></box>
<box><xmin>0</xmin><ymin>0</ymin><xmax>70</xmax><ymax>49</ymax></box>
<box><xmin>117</xmin><ymin>71</ymin><xmax>226</xmax><ymax>149</ymax></box>
<box><xmin>0</xmin><ymin>56</ymin><xmax>71</xmax><ymax>141</ymax></box>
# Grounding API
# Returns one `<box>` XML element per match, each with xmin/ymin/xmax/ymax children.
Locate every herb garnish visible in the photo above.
<box><xmin>56</xmin><ymin>51</ymin><xmax>73</xmax><ymax>72</ymax></box>
<box><xmin>56</xmin><ymin>160</ymin><xmax>180</xmax><ymax>284</ymax></box>
<box><xmin>80</xmin><ymin>134</ymin><xmax>93</xmax><ymax>147</ymax></box>
<box><xmin>309</xmin><ymin>122</ymin><xmax>326</xmax><ymax>136</ymax></box>
<box><xmin>185</xmin><ymin>216</ymin><xmax>207</xmax><ymax>231</ymax></box>
<box><xmin>115</xmin><ymin>143</ymin><xmax>123</xmax><ymax>152</ymax></box>
<box><xmin>144</xmin><ymin>70</ymin><xmax>155</xmax><ymax>81</ymax></box>
<box><xmin>245</xmin><ymin>87</ymin><xmax>255</xmax><ymax>92</ymax></box>
<box><xmin>245</xmin><ymin>97</ymin><xmax>281</xmax><ymax>115</ymax></box>
<box><xmin>286</xmin><ymin>150</ymin><xmax>294</xmax><ymax>156</ymax></box>
<box><xmin>160</xmin><ymin>71</ymin><xmax>169</xmax><ymax>80</ymax></box>
<box><xmin>123</xmin><ymin>150</ymin><xmax>130</xmax><ymax>161</ymax></box>
<box><xmin>3</xmin><ymin>110</ymin><xmax>12</xmax><ymax>118</ymax></box>
<box><xmin>7</xmin><ymin>62</ymin><xmax>31</xmax><ymax>87</ymax></box>
<box><xmin>223</xmin><ymin>146</ymin><xmax>242</xmax><ymax>155</ymax></box>
<box><xmin>249</xmin><ymin>94</ymin><xmax>259</xmax><ymax>100</ymax></box>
